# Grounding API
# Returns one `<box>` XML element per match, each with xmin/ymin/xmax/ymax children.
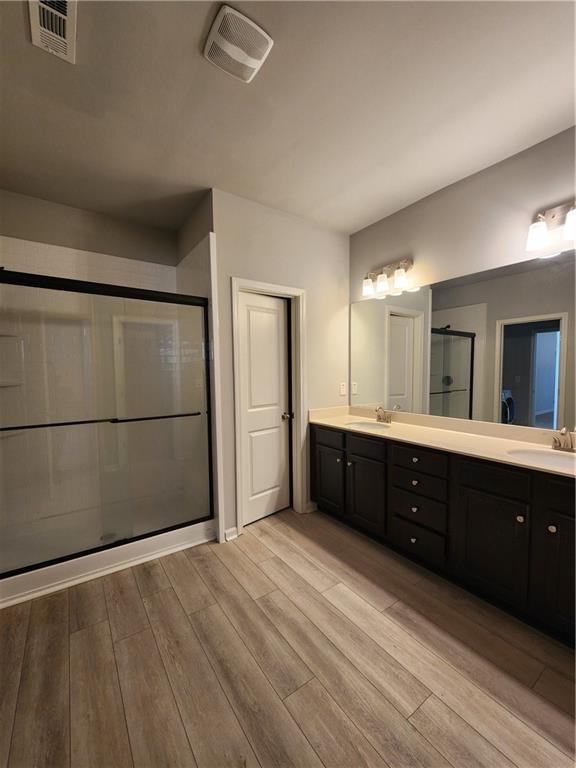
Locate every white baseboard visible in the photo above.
<box><xmin>0</xmin><ymin>519</ymin><xmax>215</xmax><ymax>608</ymax></box>
<box><xmin>224</xmin><ymin>526</ymin><xmax>238</xmax><ymax>541</ymax></box>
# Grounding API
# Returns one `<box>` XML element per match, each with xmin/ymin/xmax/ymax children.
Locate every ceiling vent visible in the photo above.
<box><xmin>28</xmin><ymin>0</ymin><xmax>77</xmax><ymax>63</ymax></box>
<box><xmin>204</xmin><ymin>5</ymin><xmax>273</xmax><ymax>83</ymax></box>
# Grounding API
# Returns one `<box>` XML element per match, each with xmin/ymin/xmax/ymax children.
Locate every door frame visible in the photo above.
<box><xmin>232</xmin><ymin>278</ymin><xmax>307</xmax><ymax>535</ymax></box>
<box><xmin>493</xmin><ymin>312</ymin><xmax>568</xmax><ymax>426</ymax></box>
<box><xmin>384</xmin><ymin>304</ymin><xmax>427</xmax><ymax>413</ymax></box>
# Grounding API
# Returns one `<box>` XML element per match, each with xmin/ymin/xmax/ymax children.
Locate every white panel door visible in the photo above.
<box><xmin>239</xmin><ymin>292</ymin><xmax>290</xmax><ymax>525</ymax></box>
<box><xmin>388</xmin><ymin>314</ymin><xmax>414</xmax><ymax>411</ymax></box>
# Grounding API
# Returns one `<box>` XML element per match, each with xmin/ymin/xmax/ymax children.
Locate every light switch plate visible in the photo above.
<box><xmin>351</xmin><ymin>382</ymin><xmax>358</xmax><ymax>395</ymax></box>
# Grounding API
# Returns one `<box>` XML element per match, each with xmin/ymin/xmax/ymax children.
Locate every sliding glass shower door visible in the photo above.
<box><xmin>0</xmin><ymin>272</ymin><xmax>212</xmax><ymax>577</ymax></box>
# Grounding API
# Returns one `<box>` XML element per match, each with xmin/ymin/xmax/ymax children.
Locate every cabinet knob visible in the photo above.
<box><xmin>410</xmin><ymin>537</ymin><xmax>417</xmax><ymax>544</ymax></box>
<box><xmin>547</xmin><ymin>524</ymin><xmax>558</xmax><ymax>534</ymax></box>
<box><xmin>347</xmin><ymin>461</ymin><xmax>352</xmax><ymax>467</ymax></box>
<box><xmin>411</xmin><ymin>506</ymin><xmax>419</xmax><ymax>513</ymax></box>
<box><xmin>412</xmin><ymin>457</ymin><xmax>419</xmax><ymax>463</ymax></box>
<box><xmin>411</xmin><ymin>479</ymin><xmax>419</xmax><ymax>486</ymax></box>
<box><xmin>336</xmin><ymin>458</ymin><xmax>341</xmax><ymax>464</ymax></box>
<box><xmin>516</xmin><ymin>515</ymin><xmax>525</xmax><ymax>524</ymax></box>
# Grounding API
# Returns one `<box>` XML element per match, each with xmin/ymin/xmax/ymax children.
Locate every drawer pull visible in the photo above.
<box><xmin>547</xmin><ymin>524</ymin><xmax>558</xmax><ymax>534</ymax></box>
<box><xmin>347</xmin><ymin>461</ymin><xmax>352</xmax><ymax>467</ymax></box>
<box><xmin>410</xmin><ymin>537</ymin><xmax>417</xmax><ymax>544</ymax></box>
<box><xmin>411</xmin><ymin>479</ymin><xmax>419</xmax><ymax>486</ymax></box>
<box><xmin>412</xmin><ymin>457</ymin><xmax>419</xmax><ymax>463</ymax></box>
<box><xmin>516</xmin><ymin>515</ymin><xmax>525</xmax><ymax>524</ymax></box>
<box><xmin>336</xmin><ymin>458</ymin><xmax>341</xmax><ymax>464</ymax></box>
<box><xmin>410</xmin><ymin>506</ymin><xmax>419</xmax><ymax>513</ymax></box>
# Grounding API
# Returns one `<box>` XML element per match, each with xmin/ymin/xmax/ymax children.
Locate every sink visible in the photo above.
<box><xmin>345</xmin><ymin>421</ymin><xmax>390</xmax><ymax>430</ymax></box>
<box><xmin>507</xmin><ymin>448</ymin><xmax>576</xmax><ymax>473</ymax></box>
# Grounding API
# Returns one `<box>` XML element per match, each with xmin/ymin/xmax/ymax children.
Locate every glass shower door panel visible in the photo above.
<box><xmin>0</xmin><ymin>283</ymin><xmax>112</xmax><ymax>428</ymax></box>
<box><xmin>0</xmin><ymin>423</ymin><xmax>105</xmax><ymax>574</ymax></box>
<box><xmin>97</xmin><ymin>414</ymin><xmax>210</xmax><ymax>541</ymax></box>
<box><xmin>107</xmin><ymin>299</ymin><xmax>207</xmax><ymax>420</ymax></box>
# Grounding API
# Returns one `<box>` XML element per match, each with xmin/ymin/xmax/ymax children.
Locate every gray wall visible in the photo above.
<box><xmin>0</xmin><ymin>189</ymin><xmax>177</xmax><ymax>265</ymax></box>
<box><xmin>350</xmin><ymin>128</ymin><xmax>575</xmax><ymax>301</ymax></box>
<box><xmin>432</xmin><ymin>257</ymin><xmax>575</xmax><ymax>428</ymax></box>
<box><xmin>211</xmin><ymin>189</ymin><xmax>350</xmax><ymax>531</ymax></box>
<box><xmin>177</xmin><ymin>192</ymin><xmax>214</xmax><ymax>261</ymax></box>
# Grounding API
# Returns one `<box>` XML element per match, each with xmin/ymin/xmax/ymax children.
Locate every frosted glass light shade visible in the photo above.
<box><xmin>362</xmin><ymin>277</ymin><xmax>375</xmax><ymax>297</ymax></box>
<box><xmin>393</xmin><ymin>267</ymin><xmax>407</xmax><ymax>290</ymax></box>
<box><xmin>407</xmin><ymin>286</ymin><xmax>421</xmax><ymax>292</ymax></box>
<box><xmin>376</xmin><ymin>273</ymin><xmax>390</xmax><ymax>295</ymax></box>
<box><xmin>564</xmin><ymin>208</ymin><xmax>576</xmax><ymax>241</ymax></box>
<box><xmin>526</xmin><ymin>220</ymin><xmax>549</xmax><ymax>251</ymax></box>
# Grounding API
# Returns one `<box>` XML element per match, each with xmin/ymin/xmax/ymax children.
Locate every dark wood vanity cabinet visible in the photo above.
<box><xmin>311</xmin><ymin>426</ymin><xmax>386</xmax><ymax>536</ymax></box>
<box><xmin>528</xmin><ymin>474</ymin><xmax>575</xmax><ymax>638</ymax></box>
<box><xmin>310</xmin><ymin>424</ymin><xmax>575</xmax><ymax>643</ymax></box>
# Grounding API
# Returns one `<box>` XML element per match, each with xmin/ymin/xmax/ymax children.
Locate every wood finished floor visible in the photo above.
<box><xmin>1</xmin><ymin>509</ymin><xmax>574</xmax><ymax>768</ymax></box>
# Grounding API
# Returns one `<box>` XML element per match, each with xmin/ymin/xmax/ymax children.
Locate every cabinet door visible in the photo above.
<box><xmin>315</xmin><ymin>444</ymin><xmax>345</xmax><ymax>518</ymax></box>
<box><xmin>453</xmin><ymin>487</ymin><xmax>530</xmax><ymax>609</ymax></box>
<box><xmin>346</xmin><ymin>454</ymin><xmax>386</xmax><ymax>536</ymax></box>
<box><xmin>529</xmin><ymin>508</ymin><xmax>574</xmax><ymax>638</ymax></box>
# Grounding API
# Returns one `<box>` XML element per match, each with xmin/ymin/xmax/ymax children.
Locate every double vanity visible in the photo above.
<box><xmin>310</xmin><ymin>412</ymin><xmax>575</xmax><ymax>643</ymax></box>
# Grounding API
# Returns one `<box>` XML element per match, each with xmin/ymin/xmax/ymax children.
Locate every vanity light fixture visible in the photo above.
<box><xmin>362</xmin><ymin>258</ymin><xmax>419</xmax><ymax>299</ymax></box>
<box><xmin>376</xmin><ymin>273</ymin><xmax>390</xmax><ymax>295</ymax></box>
<box><xmin>526</xmin><ymin>215</ymin><xmax>550</xmax><ymax>252</ymax></box>
<box><xmin>362</xmin><ymin>276</ymin><xmax>375</xmax><ymax>297</ymax></box>
<box><xmin>564</xmin><ymin>206</ymin><xmax>576</xmax><ymax>241</ymax></box>
<box><xmin>393</xmin><ymin>267</ymin><xmax>408</xmax><ymax>290</ymax></box>
<box><xmin>526</xmin><ymin>202</ymin><xmax>575</xmax><ymax>257</ymax></box>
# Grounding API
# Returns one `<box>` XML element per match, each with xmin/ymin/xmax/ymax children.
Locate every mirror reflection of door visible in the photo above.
<box><xmin>388</xmin><ymin>314</ymin><xmax>414</xmax><ymax>411</ymax></box>
<box><xmin>500</xmin><ymin>317</ymin><xmax>563</xmax><ymax>429</ymax></box>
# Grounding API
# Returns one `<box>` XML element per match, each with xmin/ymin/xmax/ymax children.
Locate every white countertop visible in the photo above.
<box><xmin>310</xmin><ymin>414</ymin><xmax>576</xmax><ymax>478</ymax></box>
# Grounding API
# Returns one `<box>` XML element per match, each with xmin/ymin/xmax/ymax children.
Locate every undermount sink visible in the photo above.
<box><xmin>345</xmin><ymin>420</ymin><xmax>390</xmax><ymax>430</ymax></box>
<box><xmin>507</xmin><ymin>448</ymin><xmax>576</xmax><ymax>472</ymax></box>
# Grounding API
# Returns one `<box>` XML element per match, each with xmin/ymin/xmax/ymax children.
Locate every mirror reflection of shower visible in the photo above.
<box><xmin>430</xmin><ymin>326</ymin><xmax>475</xmax><ymax>419</ymax></box>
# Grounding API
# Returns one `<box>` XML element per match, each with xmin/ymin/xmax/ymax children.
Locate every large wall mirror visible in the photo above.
<box><xmin>350</xmin><ymin>252</ymin><xmax>575</xmax><ymax>430</ymax></box>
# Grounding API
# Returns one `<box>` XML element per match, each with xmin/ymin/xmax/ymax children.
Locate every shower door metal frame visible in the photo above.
<box><xmin>430</xmin><ymin>327</ymin><xmax>475</xmax><ymax>420</ymax></box>
<box><xmin>0</xmin><ymin>267</ymin><xmax>214</xmax><ymax>579</ymax></box>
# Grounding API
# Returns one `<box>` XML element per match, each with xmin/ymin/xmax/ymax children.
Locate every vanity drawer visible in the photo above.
<box><xmin>534</xmin><ymin>473</ymin><xmax>575</xmax><ymax>515</ymax></box>
<box><xmin>390</xmin><ymin>517</ymin><xmax>446</xmax><ymax>568</ymax></box>
<box><xmin>389</xmin><ymin>487</ymin><xmax>447</xmax><ymax>534</ymax></box>
<box><xmin>391</xmin><ymin>466</ymin><xmax>448</xmax><ymax>502</ymax></box>
<box><xmin>313</xmin><ymin>426</ymin><xmax>345</xmax><ymax>450</ymax></box>
<box><xmin>458</xmin><ymin>458</ymin><xmax>531</xmax><ymax>502</ymax></box>
<box><xmin>391</xmin><ymin>443</ymin><xmax>448</xmax><ymax>477</ymax></box>
<box><xmin>347</xmin><ymin>434</ymin><xmax>387</xmax><ymax>462</ymax></box>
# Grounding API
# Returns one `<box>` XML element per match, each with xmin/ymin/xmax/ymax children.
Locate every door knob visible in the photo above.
<box><xmin>547</xmin><ymin>524</ymin><xmax>558</xmax><ymax>534</ymax></box>
<box><xmin>281</xmin><ymin>412</ymin><xmax>294</xmax><ymax>421</ymax></box>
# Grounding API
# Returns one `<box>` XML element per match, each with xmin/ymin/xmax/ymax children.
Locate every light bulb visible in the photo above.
<box><xmin>526</xmin><ymin>219</ymin><xmax>549</xmax><ymax>251</ymax></box>
<box><xmin>376</xmin><ymin>273</ymin><xmax>389</xmax><ymax>295</ymax></box>
<box><xmin>362</xmin><ymin>277</ymin><xmax>375</xmax><ymax>298</ymax></box>
<box><xmin>564</xmin><ymin>208</ymin><xmax>576</xmax><ymax>241</ymax></box>
<box><xmin>393</xmin><ymin>267</ymin><xmax>407</xmax><ymax>290</ymax></box>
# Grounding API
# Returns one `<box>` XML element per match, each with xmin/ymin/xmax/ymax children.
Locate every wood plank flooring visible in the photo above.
<box><xmin>1</xmin><ymin>508</ymin><xmax>574</xmax><ymax>768</ymax></box>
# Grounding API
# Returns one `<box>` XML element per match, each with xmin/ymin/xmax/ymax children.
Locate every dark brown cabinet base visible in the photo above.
<box><xmin>311</xmin><ymin>424</ymin><xmax>575</xmax><ymax>645</ymax></box>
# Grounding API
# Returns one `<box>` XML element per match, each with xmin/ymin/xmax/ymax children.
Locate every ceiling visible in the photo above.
<box><xmin>0</xmin><ymin>1</ymin><xmax>574</xmax><ymax>234</ymax></box>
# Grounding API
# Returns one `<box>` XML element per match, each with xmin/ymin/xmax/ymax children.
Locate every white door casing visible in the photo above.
<box><xmin>238</xmin><ymin>292</ymin><xmax>290</xmax><ymax>525</ymax></box>
<box><xmin>388</xmin><ymin>314</ymin><xmax>415</xmax><ymax>411</ymax></box>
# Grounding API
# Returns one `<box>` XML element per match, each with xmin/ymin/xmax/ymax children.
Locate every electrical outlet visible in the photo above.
<box><xmin>339</xmin><ymin>382</ymin><xmax>347</xmax><ymax>396</ymax></box>
<box><xmin>351</xmin><ymin>381</ymin><xmax>358</xmax><ymax>395</ymax></box>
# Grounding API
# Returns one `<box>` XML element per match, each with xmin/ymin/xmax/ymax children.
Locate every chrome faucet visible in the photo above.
<box><xmin>552</xmin><ymin>427</ymin><xmax>575</xmax><ymax>452</ymax></box>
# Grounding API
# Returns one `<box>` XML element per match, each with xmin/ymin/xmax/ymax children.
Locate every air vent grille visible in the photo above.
<box><xmin>204</xmin><ymin>5</ymin><xmax>273</xmax><ymax>83</ymax></box>
<box><xmin>28</xmin><ymin>0</ymin><xmax>77</xmax><ymax>63</ymax></box>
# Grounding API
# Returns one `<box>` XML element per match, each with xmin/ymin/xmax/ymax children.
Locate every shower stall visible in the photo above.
<box><xmin>0</xmin><ymin>269</ymin><xmax>213</xmax><ymax>578</ymax></box>
<box><xmin>429</xmin><ymin>328</ymin><xmax>475</xmax><ymax>419</ymax></box>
